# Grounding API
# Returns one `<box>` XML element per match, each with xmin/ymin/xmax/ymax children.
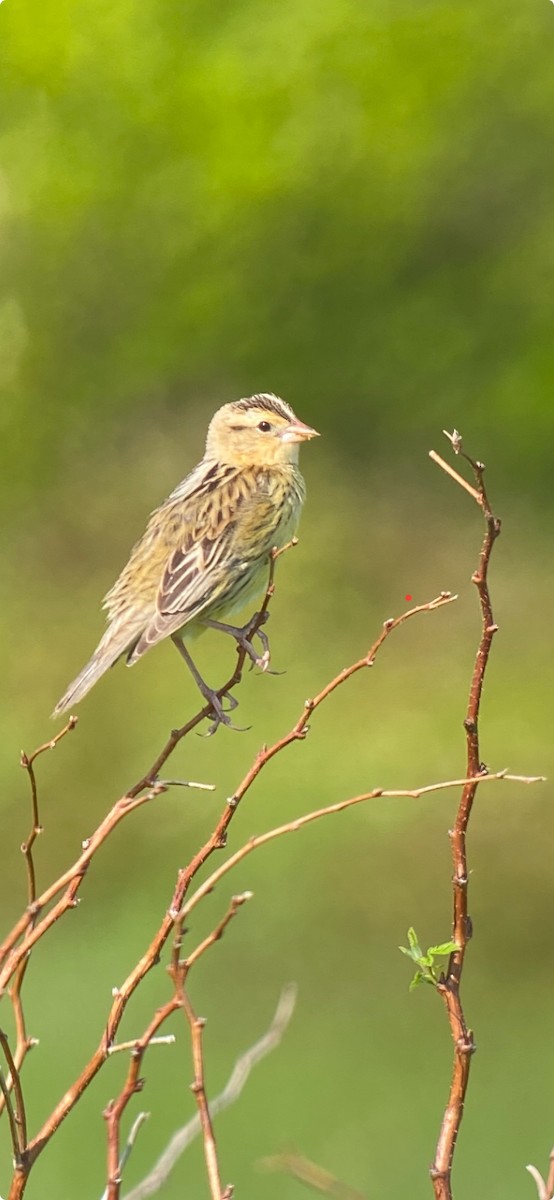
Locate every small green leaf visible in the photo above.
<box><xmin>428</xmin><ymin>942</ymin><xmax>458</xmax><ymax>957</ymax></box>
<box><xmin>407</xmin><ymin>927</ymin><xmax>422</xmax><ymax>957</ymax></box>
<box><xmin>400</xmin><ymin>929</ymin><xmax>459</xmax><ymax>993</ymax></box>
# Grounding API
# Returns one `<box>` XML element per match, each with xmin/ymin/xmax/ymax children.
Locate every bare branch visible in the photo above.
<box><xmin>108</xmin><ymin>1037</ymin><xmax>175</xmax><ymax>1057</ymax></box>
<box><xmin>0</xmin><ymin>1031</ymin><xmax>27</xmax><ymax>1153</ymax></box>
<box><xmin>181</xmin><ymin>988</ymin><xmax>226</xmax><ymax>1200</ymax></box>
<box><xmin>122</xmin><ymin>985</ymin><xmax>297</xmax><ymax>1200</ymax></box>
<box><xmin>0</xmin><ymin>719</ymin><xmax>78</xmax><ymax>1125</ymax></box>
<box><xmin>103</xmin><ymin>997</ymin><xmax>183</xmax><ymax>1200</ymax></box>
<box><xmin>100</xmin><ymin>1114</ymin><xmax>149</xmax><ymax>1200</ymax></box>
<box><xmin>429</xmin><ymin>450</ymin><xmax>481</xmax><ymax>505</ymax></box>
<box><xmin>172</xmin><ymin>894</ymin><xmax>255</xmax><ymax>1200</ymax></box>
<box><xmin>178</xmin><ymin>771</ymin><xmax>543</xmax><ymax>926</ymax></box>
<box><xmin>0</xmin><ymin>1065</ymin><xmax>24</xmax><ymax>1168</ymax></box>
<box><xmin>19</xmin><ymin>715</ymin><xmax>78</xmax><ymax>908</ymax></box>
<box><xmin>430</xmin><ymin>434</ymin><xmax>502</xmax><ymax>1200</ymax></box>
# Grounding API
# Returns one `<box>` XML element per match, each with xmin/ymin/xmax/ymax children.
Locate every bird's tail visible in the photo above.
<box><xmin>52</xmin><ymin>619</ymin><xmax>144</xmax><ymax>718</ymax></box>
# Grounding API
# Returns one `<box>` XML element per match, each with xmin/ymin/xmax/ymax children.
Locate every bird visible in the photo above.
<box><xmin>53</xmin><ymin>393</ymin><xmax>319</xmax><ymax>732</ymax></box>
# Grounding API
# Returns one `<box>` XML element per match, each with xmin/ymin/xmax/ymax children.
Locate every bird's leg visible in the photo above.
<box><xmin>203</xmin><ymin>611</ymin><xmax>273</xmax><ymax>672</ymax></box>
<box><xmin>170</xmin><ymin>634</ymin><xmax>247</xmax><ymax>735</ymax></box>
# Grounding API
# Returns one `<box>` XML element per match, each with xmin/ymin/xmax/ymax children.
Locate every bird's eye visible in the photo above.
<box><xmin>257</xmin><ymin>420</ymin><xmax>272</xmax><ymax>433</ymax></box>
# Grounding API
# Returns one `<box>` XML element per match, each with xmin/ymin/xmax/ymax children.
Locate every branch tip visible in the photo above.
<box><xmin>443</xmin><ymin>428</ymin><xmax>463</xmax><ymax>454</ymax></box>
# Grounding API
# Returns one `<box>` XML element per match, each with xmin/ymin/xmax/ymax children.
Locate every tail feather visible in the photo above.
<box><xmin>52</xmin><ymin>619</ymin><xmax>145</xmax><ymax>717</ymax></box>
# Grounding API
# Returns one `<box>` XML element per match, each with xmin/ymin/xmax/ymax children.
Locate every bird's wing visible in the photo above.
<box><xmin>128</xmin><ymin>467</ymin><xmax>273</xmax><ymax>662</ymax></box>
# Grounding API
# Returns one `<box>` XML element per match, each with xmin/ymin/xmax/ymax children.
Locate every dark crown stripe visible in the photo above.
<box><xmin>232</xmin><ymin>393</ymin><xmax>294</xmax><ymax>421</ymax></box>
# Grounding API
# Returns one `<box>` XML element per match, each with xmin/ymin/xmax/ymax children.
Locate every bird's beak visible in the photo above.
<box><xmin>280</xmin><ymin>419</ymin><xmax>320</xmax><ymax>444</ymax></box>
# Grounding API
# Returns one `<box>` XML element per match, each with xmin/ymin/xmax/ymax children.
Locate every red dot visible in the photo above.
<box><xmin>405</xmin><ymin>594</ymin><xmax>412</xmax><ymax>601</ymax></box>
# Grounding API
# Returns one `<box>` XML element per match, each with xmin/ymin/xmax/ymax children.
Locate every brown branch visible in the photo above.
<box><xmin>183</xmin><ymin>891</ymin><xmax>253</xmax><ymax>973</ymax></box>
<box><xmin>178</xmin><ymin>893</ymin><xmax>252</xmax><ymax>1200</ymax></box>
<box><xmin>103</xmin><ymin>894</ymin><xmax>252</xmax><ymax>1200</ymax></box>
<box><xmin>0</xmin><ymin>959</ymin><xmax>37</xmax><ymax>1124</ymax></box>
<box><xmin>203</xmin><ymin>591</ymin><xmax>457</xmax><ymax>829</ymax></box>
<box><xmin>103</xmin><ymin>998</ymin><xmax>183</xmax><ymax>1200</ymax></box>
<box><xmin>0</xmin><ymin>1030</ymin><xmax>27</xmax><ymax>1152</ymax></box>
<box><xmin>101</xmin><ymin>1113</ymin><xmax>150</xmax><ymax>1200</ymax></box>
<box><xmin>19</xmin><ymin>716</ymin><xmax>78</xmax><ymax>907</ymax></box>
<box><xmin>181</xmin><ymin>989</ymin><xmax>225</xmax><ymax>1200</ymax></box>
<box><xmin>428</xmin><ymin>451</ymin><xmax>481</xmax><ymax>505</ymax></box>
<box><xmin>0</xmin><ymin>1065</ymin><xmax>23</xmax><ymax>1168</ymax></box>
<box><xmin>108</xmin><ymin>1037</ymin><xmax>175</xmax><ymax>1056</ymax></box>
<box><xmin>430</xmin><ymin>432</ymin><xmax>502</xmax><ymax>1200</ymax></box>
<box><xmin>0</xmin><ymin>719</ymin><xmax>77</xmax><ymax>1125</ymax></box>
<box><xmin>122</xmin><ymin>984</ymin><xmax>297</xmax><ymax>1200</ymax></box>
<box><xmin>177</xmin><ymin>772</ymin><xmax>542</xmax><ymax>927</ymax></box>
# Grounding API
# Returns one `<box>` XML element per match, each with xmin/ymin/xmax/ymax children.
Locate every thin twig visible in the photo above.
<box><xmin>0</xmin><ymin>1065</ymin><xmax>24</xmax><ymax>1168</ymax></box>
<box><xmin>19</xmin><ymin>716</ymin><xmax>78</xmax><ymax>908</ymax></box>
<box><xmin>183</xmin><ymin>892</ymin><xmax>253</xmax><ymax>972</ymax></box>
<box><xmin>177</xmin><ymin>772</ymin><xmax>542</xmax><ymax>926</ymax></box>
<box><xmin>428</xmin><ymin>451</ymin><xmax>481</xmax><ymax>505</ymax></box>
<box><xmin>103</xmin><ymin>998</ymin><xmax>183</xmax><ymax>1200</ymax></box>
<box><xmin>181</xmin><ymin>988</ymin><xmax>226</xmax><ymax>1200</ymax></box>
<box><xmin>104</xmin><ymin>894</ymin><xmax>252</xmax><ymax>1200</ymax></box>
<box><xmin>122</xmin><ymin>985</ymin><xmax>297</xmax><ymax>1200</ymax></box>
<box><xmin>108</xmin><ymin>1037</ymin><xmax>175</xmax><ymax>1056</ymax></box>
<box><xmin>100</xmin><ymin>1114</ymin><xmax>149</xmax><ymax>1200</ymax></box>
<box><xmin>177</xmin><ymin>894</ymin><xmax>253</xmax><ymax>1200</ymax></box>
<box><xmin>430</xmin><ymin>432</ymin><xmax>502</xmax><ymax>1200</ymax></box>
<box><xmin>0</xmin><ymin>1031</ymin><xmax>27</xmax><ymax>1151</ymax></box>
<box><xmin>0</xmin><ymin>719</ymin><xmax>77</xmax><ymax>1125</ymax></box>
<box><xmin>0</xmin><ymin>959</ymin><xmax>37</xmax><ymax>1123</ymax></box>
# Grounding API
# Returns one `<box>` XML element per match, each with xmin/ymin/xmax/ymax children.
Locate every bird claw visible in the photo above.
<box><xmin>201</xmin><ymin>713</ymin><xmax>252</xmax><ymax>737</ymax></box>
<box><xmin>235</xmin><ymin>617</ymin><xmax>276</xmax><ymax>673</ymax></box>
<box><xmin>195</xmin><ymin>610</ymin><xmax>280</xmax><ymax>729</ymax></box>
<box><xmin>204</xmin><ymin>611</ymin><xmax>275</xmax><ymax>672</ymax></box>
<box><xmin>248</xmin><ymin>647</ymin><xmax>271</xmax><ymax>673</ymax></box>
<box><xmin>196</xmin><ymin>688</ymin><xmax>251</xmax><ymax>736</ymax></box>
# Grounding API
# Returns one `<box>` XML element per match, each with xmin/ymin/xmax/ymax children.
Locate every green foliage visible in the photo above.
<box><xmin>2</xmin><ymin>0</ymin><xmax>554</xmax><ymax>504</ymax></box>
<box><xmin>399</xmin><ymin>927</ymin><xmax>459</xmax><ymax>992</ymax></box>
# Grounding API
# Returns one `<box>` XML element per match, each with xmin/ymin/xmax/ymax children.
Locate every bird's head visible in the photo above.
<box><xmin>205</xmin><ymin>394</ymin><xmax>319</xmax><ymax>467</ymax></box>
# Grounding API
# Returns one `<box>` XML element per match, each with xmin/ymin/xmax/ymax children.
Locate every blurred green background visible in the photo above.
<box><xmin>1</xmin><ymin>0</ymin><xmax>554</xmax><ymax>1197</ymax></box>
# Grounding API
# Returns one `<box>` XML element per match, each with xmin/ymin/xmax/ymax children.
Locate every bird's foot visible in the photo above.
<box><xmin>205</xmin><ymin>611</ymin><xmax>281</xmax><ymax>674</ymax></box>
<box><xmin>198</xmin><ymin>685</ymin><xmax>251</xmax><ymax>737</ymax></box>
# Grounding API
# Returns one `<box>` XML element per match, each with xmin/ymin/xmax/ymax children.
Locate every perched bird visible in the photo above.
<box><xmin>53</xmin><ymin>394</ymin><xmax>319</xmax><ymax>731</ymax></box>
